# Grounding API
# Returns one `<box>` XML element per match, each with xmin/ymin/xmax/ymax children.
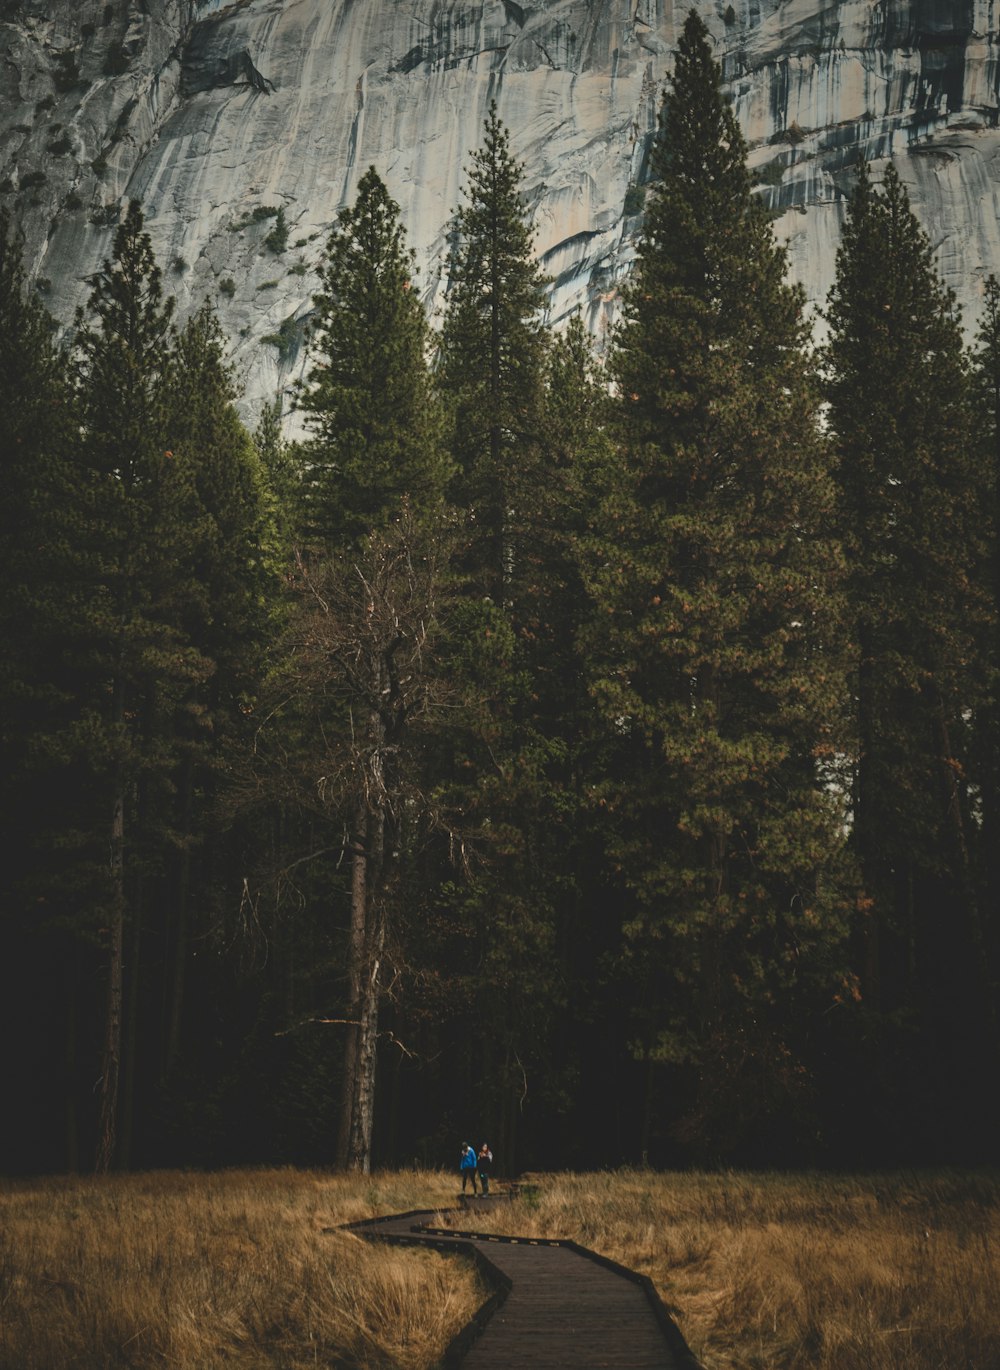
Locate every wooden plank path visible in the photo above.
<box><xmin>348</xmin><ymin>1206</ymin><xmax>701</xmax><ymax>1369</ymax></box>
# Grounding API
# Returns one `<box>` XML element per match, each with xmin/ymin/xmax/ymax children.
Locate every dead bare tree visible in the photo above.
<box><xmin>280</xmin><ymin>507</ymin><xmax>450</xmax><ymax>1171</ymax></box>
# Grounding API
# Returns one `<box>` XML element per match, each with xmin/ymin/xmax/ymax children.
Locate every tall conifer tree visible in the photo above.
<box><xmin>0</xmin><ymin>207</ymin><xmax>77</xmax><ymax>853</ymax></box>
<box><xmin>0</xmin><ymin>210</ymin><xmax>90</xmax><ymax>1170</ymax></box>
<box><xmin>826</xmin><ymin>167</ymin><xmax>992</xmax><ymax>1148</ymax></box>
<box><xmin>73</xmin><ymin>201</ymin><xmax>209</xmax><ymax>1170</ymax></box>
<box><xmin>432</xmin><ymin>108</ymin><xmax>571</xmax><ymax>1167</ymax></box>
<box><xmin>299</xmin><ymin>166</ymin><xmax>448</xmax><ymax>548</ymax></box>
<box><xmin>437</xmin><ymin>101</ymin><xmax>548</xmax><ymax>606</ymax></box>
<box><xmin>154</xmin><ymin>303</ymin><xmax>275</xmax><ymax>1090</ymax></box>
<box><xmin>285</xmin><ymin>169</ymin><xmax>450</xmax><ymax>1170</ymax></box>
<box><xmin>588</xmin><ymin>10</ymin><xmax>850</xmax><ymax>1157</ymax></box>
<box><xmin>970</xmin><ymin>279</ymin><xmax>1000</xmax><ymax>1030</ymax></box>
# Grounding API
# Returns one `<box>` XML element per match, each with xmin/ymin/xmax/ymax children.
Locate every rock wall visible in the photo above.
<box><xmin>3</xmin><ymin>0</ymin><xmax>1000</xmax><ymax>416</ymax></box>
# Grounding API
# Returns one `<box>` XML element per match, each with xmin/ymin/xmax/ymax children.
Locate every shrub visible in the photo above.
<box><xmin>261</xmin><ymin>314</ymin><xmax>299</xmax><ymax>360</ymax></box>
<box><xmin>53</xmin><ymin>53</ymin><xmax>81</xmax><ymax>93</ymax></box>
<box><xmin>264</xmin><ymin>206</ymin><xmax>289</xmax><ymax>255</ymax></box>
<box><xmin>232</xmin><ymin>205</ymin><xmax>281</xmax><ymax>232</ymax></box>
<box><xmin>624</xmin><ymin>184</ymin><xmax>645</xmax><ymax>216</ymax></box>
<box><xmin>103</xmin><ymin>42</ymin><xmax>129</xmax><ymax>76</ymax></box>
<box><xmin>755</xmin><ymin>157</ymin><xmax>786</xmax><ymax>186</ymax></box>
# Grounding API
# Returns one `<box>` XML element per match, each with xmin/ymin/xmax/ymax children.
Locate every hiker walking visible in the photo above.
<box><xmin>460</xmin><ymin>1142</ymin><xmax>478</xmax><ymax>1193</ymax></box>
<box><xmin>477</xmin><ymin>1142</ymin><xmax>493</xmax><ymax>1194</ymax></box>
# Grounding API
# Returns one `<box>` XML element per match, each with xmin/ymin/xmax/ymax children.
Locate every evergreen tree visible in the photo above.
<box><xmin>0</xmin><ymin>209</ymin><xmax>90</xmax><ymax>1171</ymax></box>
<box><xmin>431</xmin><ymin>108</ymin><xmax>586</xmax><ymax>1168</ymax></box>
<box><xmin>587</xmin><ymin>9</ymin><xmax>851</xmax><ymax>1158</ymax></box>
<box><xmin>970</xmin><ymin>278</ymin><xmax>1000</xmax><ymax>1022</ymax></box>
<box><xmin>824</xmin><ymin>161</ymin><xmax>992</xmax><ymax>1154</ymax></box>
<box><xmin>437</xmin><ymin>101</ymin><xmax>548</xmax><ymax>605</ymax></box>
<box><xmin>298</xmin><ymin>166</ymin><xmax>448</xmax><ymax>548</ymax></box>
<box><xmin>281</xmin><ymin>169</ymin><xmax>451</xmax><ymax>1170</ymax></box>
<box><xmin>254</xmin><ymin>396</ymin><xmax>299</xmax><ymax>564</ymax></box>
<box><xmin>73</xmin><ymin>200</ymin><xmax>210</xmax><ymax>1170</ymax></box>
<box><xmin>0</xmin><ymin>206</ymin><xmax>77</xmax><ymax>847</ymax></box>
<box><xmin>153</xmin><ymin>303</ymin><xmax>276</xmax><ymax>1093</ymax></box>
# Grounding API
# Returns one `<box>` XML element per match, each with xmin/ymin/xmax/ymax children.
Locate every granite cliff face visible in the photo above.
<box><xmin>2</xmin><ymin>0</ymin><xmax>999</xmax><ymax>413</ymax></box>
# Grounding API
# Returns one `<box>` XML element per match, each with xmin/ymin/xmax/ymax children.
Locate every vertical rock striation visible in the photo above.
<box><xmin>3</xmin><ymin>0</ymin><xmax>1000</xmax><ymax>413</ymax></box>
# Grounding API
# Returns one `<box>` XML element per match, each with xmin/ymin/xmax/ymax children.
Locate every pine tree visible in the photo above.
<box><xmin>970</xmin><ymin>279</ymin><xmax>1000</xmax><ymax>1014</ymax></box>
<box><xmin>154</xmin><ymin>303</ymin><xmax>276</xmax><ymax>1088</ymax></box>
<box><xmin>73</xmin><ymin>200</ymin><xmax>210</xmax><ymax>1170</ymax></box>
<box><xmin>0</xmin><ymin>209</ymin><xmax>91</xmax><ymax>1170</ymax></box>
<box><xmin>824</xmin><ymin>161</ymin><xmax>992</xmax><ymax>1152</ymax></box>
<box><xmin>0</xmin><ymin>206</ymin><xmax>78</xmax><ymax>835</ymax></box>
<box><xmin>253</xmin><ymin>396</ymin><xmax>299</xmax><ymax>564</ymax></box>
<box><xmin>286</xmin><ymin>168</ymin><xmax>452</xmax><ymax>1169</ymax></box>
<box><xmin>431</xmin><ymin>107</ymin><xmax>579</xmax><ymax>1166</ymax></box>
<box><xmin>298</xmin><ymin>166</ymin><xmax>448</xmax><ymax>549</ymax></box>
<box><xmin>586</xmin><ymin>9</ymin><xmax>851</xmax><ymax>1157</ymax></box>
<box><xmin>437</xmin><ymin>101</ymin><xmax>548</xmax><ymax>606</ymax></box>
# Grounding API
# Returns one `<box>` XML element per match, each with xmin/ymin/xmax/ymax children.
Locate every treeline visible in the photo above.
<box><xmin>2</xmin><ymin>12</ymin><xmax>998</xmax><ymax>1176</ymax></box>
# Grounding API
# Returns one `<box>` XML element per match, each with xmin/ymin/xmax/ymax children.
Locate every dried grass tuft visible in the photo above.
<box><xmin>4</xmin><ymin>1166</ymin><xmax>997</xmax><ymax>1369</ymax></box>
<box><xmin>445</xmin><ymin>1169</ymin><xmax>1000</xmax><ymax>1369</ymax></box>
<box><xmin>0</xmin><ymin>1167</ymin><xmax>478</xmax><ymax>1370</ymax></box>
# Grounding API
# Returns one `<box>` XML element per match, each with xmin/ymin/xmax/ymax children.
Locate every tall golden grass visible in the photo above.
<box><xmin>449</xmin><ymin>1168</ymin><xmax>1000</xmax><ymax>1369</ymax></box>
<box><xmin>0</xmin><ymin>1167</ymin><xmax>479</xmax><ymax>1369</ymax></box>
<box><xmin>3</xmin><ymin>1166</ymin><xmax>997</xmax><ymax>1369</ymax></box>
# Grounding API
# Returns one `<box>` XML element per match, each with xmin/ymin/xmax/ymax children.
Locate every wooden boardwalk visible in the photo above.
<box><xmin>349</xmin><ymin>1207</ymin><xmax>701</xmax><ymax>1369</ymax></box>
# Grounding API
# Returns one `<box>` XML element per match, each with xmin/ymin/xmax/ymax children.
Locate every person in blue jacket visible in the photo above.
<box><xmin>460</xmin><ymin>1142</ymin><xmax>478</xmax><ymax>1193</ymax></box>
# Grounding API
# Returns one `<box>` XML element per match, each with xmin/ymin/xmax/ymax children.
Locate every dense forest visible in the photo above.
<box><xmin>2</xmin><ymin>12</ymin><xmax>998</xmax><ymax>1177</ymax></box>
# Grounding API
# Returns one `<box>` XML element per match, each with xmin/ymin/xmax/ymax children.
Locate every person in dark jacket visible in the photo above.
<box><xmin>477</xmin><ymin>1142</ymin><xmax>493</xmax><ymax>1194</ymax></box>
<box><xmin>460</xmin><ymin>1142</ymin><xmax>478</xmax><ymax>1193</ymax></box>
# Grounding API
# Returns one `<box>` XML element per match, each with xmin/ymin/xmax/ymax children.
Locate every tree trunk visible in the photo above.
<box><xmin>118</xmin><ymin>869</ymin><xmax>142</xmax><ymax>1169</ymax></box>
<box><xmin>65</xmin><ymin>955</ymin><xmax>79</xmax><ymax>1174</ymax></box>
<box><xmin>348</xmin><ymin>910</ymin><xmax>385</xmax><ymax>1172</ymax></box>
<box><xmin>348</xmin><ymin>800</ymin><xmax>386</xmax><ymax>1172</ymax></box>
<box><xmin>933</xmin><ymin>700</ymin><xmax>998</xmax><ymax>1040</ymax></box>
<box><xmin>335</xmin><ymin>800</ymin><xmax>368</xmax><ymax>1169</ymax></box>
<box><xmin>856</xmin><ymin>631</ymin><xmax>882</xmax><ymax>1014</ymax></box>
<box><xmin>163</xmin><ymin>759</ymin><xmax>194</xmax><ymax>1080</ymax></box>
<box><xmin>96</xmin><ymin>781</ymin><xmax>125</xmax><ymax>1173</ymax></box>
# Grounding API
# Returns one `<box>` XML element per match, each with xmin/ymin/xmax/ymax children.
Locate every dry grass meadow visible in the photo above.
<box><xmin>445</xmin><ymin>1168</ymin><xmax>1000</xmax><ymax>1369</ymax></box>
<box><xmin>0</xmin><ymin>1167</ymin><xmax>477</xmax><ymax>1369</ymax></box>
<box><xmin>1</xmin><ymin>1166</ymin><xmax>998</xmax><ymax>1369</ymax></box>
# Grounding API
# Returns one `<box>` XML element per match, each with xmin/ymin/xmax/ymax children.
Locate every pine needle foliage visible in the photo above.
<box><xmin>970</xmin><ymin>276</ymin><xmax>1000</xmax><ymax>952</ymax></box>
<box><xmin>437</xmin><ymin>101</ymin><xmax>548</xmax><ymax>605</ymax></box>
<box><xmin>298</xmin><ymin>167</ymin><xmax>448</xmax><ymax>550</ymax></box>
<box><xmin>588</xmin><ymin>9</ymin><xmax>851</xmax><ymax>1156</ymax></box>
<box><xmin>824</xmin><ymin>163</ymin><xmax>994</xmax><ymax>1144</ymax></box>
<box><xmin>823</xmin><ymin>161</ymin><xmax>986</xmax><ymax>911</ymax></box>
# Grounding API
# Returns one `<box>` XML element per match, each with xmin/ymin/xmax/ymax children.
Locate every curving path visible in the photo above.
<box><xmin>348</xmin><ymin>1205</ymin><xmax>701</xmax><ymax>1369</ymax></box>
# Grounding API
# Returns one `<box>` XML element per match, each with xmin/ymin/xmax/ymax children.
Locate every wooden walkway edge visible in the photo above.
<box><xmin>345</xmin><ymin>1207</ymin><xmax>703</xmax><ymax>1369</ymax></box>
